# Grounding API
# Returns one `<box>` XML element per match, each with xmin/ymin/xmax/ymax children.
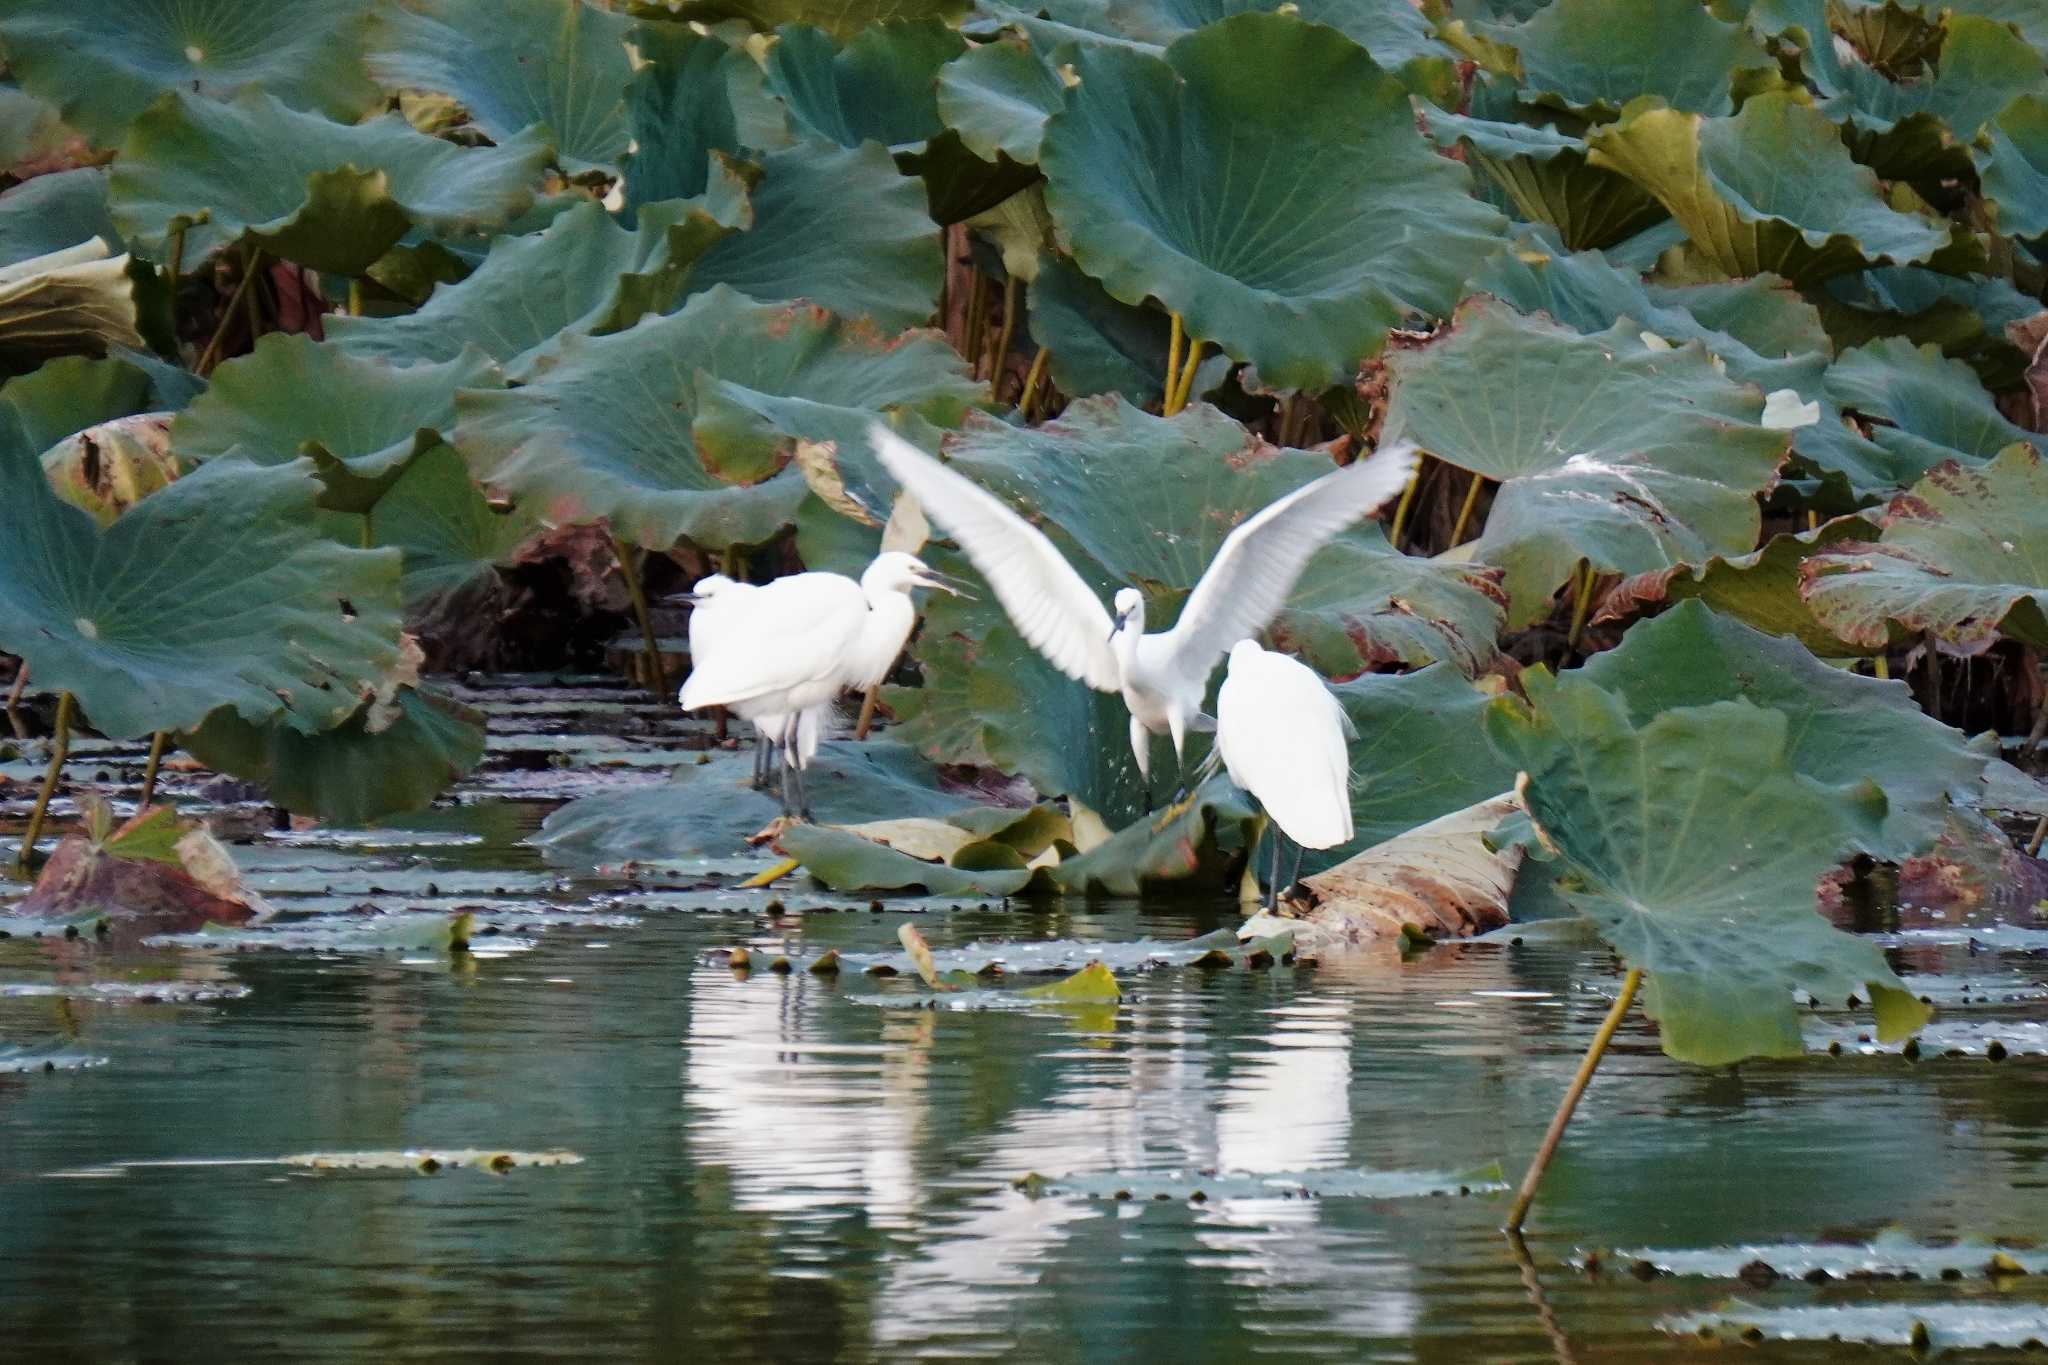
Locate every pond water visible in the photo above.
<box><xmin>3</xmin><ymin>678</ymin><xmax>2047</xmax><ymax>1360</ymax></box>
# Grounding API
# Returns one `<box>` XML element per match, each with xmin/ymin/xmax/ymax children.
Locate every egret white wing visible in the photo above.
<box><xmin>678</xmin><ymin>572</ymin><xmax>866</xmax><ymax>710</ymax></box>
<box><xmin>871</xmin><ymin>423</ymin><xmax>1121</xmax><ymax>692</ymax></box>
<box><xmin>1159</xmin><ymin>440</ymin><xmax>1419</xmax><ymax>681</ymax></box>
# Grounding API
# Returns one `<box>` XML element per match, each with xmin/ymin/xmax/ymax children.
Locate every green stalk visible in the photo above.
<box><xmin>1019</xmin><ymin>348</ymin><xmax>1051</xmax><ymax>422</ymax></box>
<box><xmin>964</xmin><ymin>271</ymin><xmax>990</xmax><ymax>377</ymax></box>
<box><xmin>1565</xmin><ymin>562</ymin><xmax>1597</xmax><ymax>652</ymax></box>
<box><xmin>139</xmin><ymin>731</ymin><xmax>169</xmax><ymax>808</ymax></box>
<box><xmin>196</xmin><ymin>258</ymin><xmax>263</xmax><ymax>375</ymax></box>
<box><xmin>989</xmin><ymin>275</ymin><xmax>1021</xmax><ymax>396</ymax></box>
<box><xmin>1387</xmin><ymin>457</ymin><xmax>1426</xmax><ymax>550</ymax></box>
<box><xmin>1448</xmin><ymin>471</ymin><xmax>1486</xmax><ymax>548</ymax></box>
<box><xmin>3</xmin><ymin>662</ymin><xmax>27</xmax><ymax>741</ymax></box>
<box><xmin>1505</xmin><ymin>966</ymin><xmax>1641</xmax><ymax>1234</ymax></box>
<box><xmin>1165</xmin><ymin>311</ymin><xmax>1186</xmax><ymax>412</ymax></box>
<box><xmin>1169</xmin><ymin>338</ymin><xmax>1204</xmax><ymax>415</ymax></box>
<box><xmin>610</xmin><ymin>531</ymin><xmax>668</xmax><ymax>703</ymax></box>
<box><xmin>18</xmin><ymin>691</ymin><xmax>74</xmax><ymax>870</ymax></box>
<box><xmin>241</xmin><ymin>245</ymin><xmax>265</xmax><ymax>345</ymax></box>
<box><xmin>348</xmin><ymin>277</ymin><xmax>363</xmax><ymax>317</ymax></box>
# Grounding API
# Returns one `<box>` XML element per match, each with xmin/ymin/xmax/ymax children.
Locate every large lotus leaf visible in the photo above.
<box><xmin>1976</xmin><ymin>97</ymin><xmax>2048</xmax><ymax>241</ymax></box>
<box><xmin>181</xmin><ymin>685</ymin><xmax>485</xmax><ymax>825</ymax></box>
<box><xmin>0</xmin><ymin>0</ymin><xmax>381</xmax><ymax>144</ymax></box>
<box><xmin>1585</xmin><ymin>92</ymin><xmax>1962</xmax><ymax>285</ymax></box>
<box><xmin>620</xmin><ymin>24</ymin><xmax>788</xmax><ymax>209</ymax></box>
<box><xmin>454</xmin><ymin>285</ymin><xmax>981</xmax><ymax>552</ymax></box>
<box><xmin>1048</xmin><ymin>774</ymin><xmax>1258</xmax><ymax>895</ymax></box>
<box><xmin>1383</xmin><ymin>301</ymin><xmax>1789</xmax><ymax>627</ymax></box>
<box><xmin>533</xmin><ymin>740</ymin><xmax>979</xmax><ymax>864</ymax></box>
<box><xmin>1599</xmin><ymin>516</ymin><xmax>1883</xmax><ymax>656</ymax></box>
<box><xmin>326</xmin><ymin>191</ymin><xmax>749</xmax><ymax>379</ymax></box>
<box><xmin>0</xmin><ymin>240</ymin><xmax>149</xmax><ymax>373</ymax></box>
<box><xmin>1823</xmin><ymin>337</ymin><xmax>2032</xmax><ymax>481</ymax></box>
<box><xmin>0</xmin><ymin>429</ymin><xmax>402</xmax><ymax>740</ymax></box>
<box><xmin>0</xmin><ymin>169</ymin><xmax>122</xmax><ymax>268</ymax></box>
<box><xmin>1039</xmin><ymin>13</ymin><xmax>1505</xmax><ymax>392</ymax></box>
<box><xmin>935</xmin><ymin>33</ymin><xmax>1066</xmax><ymax>166</ymax></box>
<box><xmin>1477</xmin><ymin>0</ymin><xmax>1774</xmax><ymax>116</ymax></box>
<box><xmin>1801</xmin><ymin>445</ymin><xmax>2048</xmax><ymax>654</ymax></box>
<box><xmin>1828</xmin><ymin>17</ymin><xmax>2042</xmax><ymax>181</ymax></box>
<box><xmin>368</xmin><ymin>444</ymin><xmax>544</xmax><ymax>615</ymax></box>
<box><xmin>1423</xmin><ymin>106</ymin><xmax>1667</xmax><ymax>251</ymax></box>
<box><xmin>170</xmin><ymin>333</ymin><xmax>499</xmax><ymax>502</ymax></box>
<box><xmin>686</xmin><ymin>140</ymin><xmax>942</xmax><ymax>332</ymax></box>
<box><xmin>662</xmin><ymin>0</ymin><xmax>969</xmax><ymax>40</ymax></box>
<box><xmin>367</xmin><ymin>0</ymin><xmax>633</xmax><ymax>175</ymax></box>
<box><xmin>1485</xmin><ymin>671</ymin><xmax>1929</xmax><ymax>1066</ymax></box>
<box><xmin>1273</xmin><ymin>525</ymin><xmax>1507</xmax><ymax>676</ymax></box>
<box><xmin>3</xmin><ymin>355</ymin><xmax>156</xmax><ymax>453</ymax></box>
<box><xmin>1026</xmin><ymin>255</ymin><xmax>1228</xmax><ymax>407</ymax></box>
<box><xmin>1574</xmin><ymin>599</ymin><xmax>1986</xmax><ymax>860</ymax></box>
<box><xmin>108</xmin><ymin>90</ymin><xmax>551</xmax><ymax>273</ymax></box>
<box><xmin>1328</xmin><ymin>664</ymin><xmax>1517</xmax><ymax>856</ymax></box>
<box><xmin>766</xmin><ymin>20</ymin><xmax>962</xmax><ymax>149</ymax></box>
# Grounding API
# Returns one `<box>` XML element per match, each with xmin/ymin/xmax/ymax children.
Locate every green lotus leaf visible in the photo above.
<box><xmin>1823</xmin><ymin>16</ymin><xmax>2041</xmax><ymax>181</ymax></box>
<box><xmin>3</xmin><ymin>354</ymin><xmax>157</xmax><ymax>453</ymax></box>
<box><xmin>1048</xmin><ymin>774</ymin><xmax>1258</xmax><ymax>895</ymax></box>
<box><xmin>1423</xmin><ymin>105</ymin><xmax>1666</xmax><ymax>251</ymax></box>
<box><xmin>686</xmin><ymin>139</ymin><xmax>943</xmax><ymax>332</ymax></box>
<box><xmin>1574</xmin><ymin>599</ymin><xmax>1986</xmax><ymax>859</ymax></box>
<box><xmin>1600</xmin><ymin>516</ymin><xmax>1883</xmax><ymax>657</ymax></box>
<box><xmin>1585</xmin><ymin>91</ymin><xmax>1963</xmax><ymax>285</ymax></box>
<box><xmin>181</xmin><ymin>684</ymin><xmax>485</xmax><ymax>825</ymax></box>
<box><xmin>0</xmin><ymin>169</ymin><xmax>123</xmax><ymax>267</ymax></box>
<box><xmin>533</xmin><ymin>740</ymin><xmax>980</xmax><ymax>865</ymax></box>
<box><xmin>1822</xmin><ymin>337</ymin><xmax>2032</xmax><ymax>483</ymax></box>
<box><xmin>1383</xmin><ymin>300</ymin><xmax>1790</xmax><ymax>627</ymax></box>
<box><xmin>170</xmin><ymin>334</ymin><xmax>500</xmax><ymax>508</ymax></box>
<box><xmin>1485</xmin><ymin>670</ymin><xmax>1929</xmax><ymax>1065</ymax></box>
<box><xmin>326</xmin><ymin>189</ymin><xmax>750</xmax><ymax>379</ymax></box>
<box><xmin>1026</xmin><ymin>255</ymin><xmax>1227</xmax><ymax>406</ymax></box>
<box><xmin>0</xmin><ymin>0</ymin><xmax>381</xmax><ymax>144</ymax></box>
<box><xmin>1274</xmin><ymin>525</ymin><xmax>1507</xmax><ymax>676</ymax></box>
<box><xmin>367</xmin><ymin>0</ymin><xmax>634</xmax><ymax>175</ymax></box>
<box><xmin>935</xmin><ymin>33</ymin><xmax>1065</xmax><ymax>166</ymax></box>
<box><xmin>368</xmin><ymin>444</ymin><xmax>543</xmax><ymax>616</ymax></box>
<box><xmin>1039</xmin><ymin>12</ymin><xmax>1505</xmax><ymax>392</ymax></box>
<box><xmin>1976</xmin><ymin>97</ymin><xmax>2048</xmax><ymax>241</ymax></box>
<box><xmin>766</xmin><ymin>20</ymin><xmax>962</xmax><ymax>148</ymax></box>
<box><xmin>1801</xmin><ymin>444</ymin><xmax>2048</xmax><ymax>655</ymax></box>
<box><xmin>454</xmin><ymin>284</ymin><xmax>981</xmax><ymax>553</ymax></box>
<box><xmin>0</xmin><ymin>424</ymin><xmax>402</xmax><ymax>740</ymax></box>
<box><xmin>620</xmin><ymin>24</ymin><xmax>788</xmax><ymax>209</ymax></box>
<box><xmin>661</xmin><ymin>0</ymin><xmax>969</xmax><ymax>40</ymax></box>
<box><xmin>1476</xmin><ymin>0</ymin><xmax>1775</xmax><ymax>116</ymax></box>
<box><xmin>776</xmin><ymin>824</ymin><xmax>1036</xmax><ymax>896</ymax></box>
<box><xmin>1329</xmin><ymin>663</ymin><xmax>1517</xmax><ymax>855</ymax></box>
<box><xmin>1948</xmin><ymin>0</ymin><xmax>2048</xmax><ymax>60</ymax></box>
<box><xmin>108</xmin><ymin>90</ymin><xmax>552</xmax><ymax>273</ymax></box>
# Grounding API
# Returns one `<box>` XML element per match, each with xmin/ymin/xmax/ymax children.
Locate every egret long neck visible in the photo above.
<box><xmin>850</xmin><ymin>587</ymin><xmax>917</xmax><ymax>688</ymax></box>
<box><xmin>1111</xmin><ymin>598</ymin><xmax>1145</xmax><ymax>682</ymax></box>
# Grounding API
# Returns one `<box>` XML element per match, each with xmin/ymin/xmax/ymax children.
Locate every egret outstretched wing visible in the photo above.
<box><xmin>871</xmin><ymin>424</ymin><xmax>1122</xmax><ymax>692</ymax></box>
<box><xmin>1159</xmin><ymin>440</ymin><xmax>1419</xmax><ymax>681</ymax></box>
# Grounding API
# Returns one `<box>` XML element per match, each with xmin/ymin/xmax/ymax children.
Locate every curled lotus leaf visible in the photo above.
<box><xmin>453</xmin><ymin>285</ymin><xmax>982</xmax><ymax>553</ymax></box>
<box><xmin>1422</xmin><ymin>103</ymin><xmax>1666</xmax><ymax>251</ymax></box>
<box><xmin>774</xmin><ymin>824</ymin><xmax>1039</xmax><ymax>896</ymax></box>
<box><xmin>1288</xmin><ymin>791</ymin><xmax>1524</xmax><ymax>950</ymax></box>
<box><xmin>1475</xmin><ymin>0</ymin><xmax>1776</xmax><ymax>117</ymax></box>
<box><xmin>40</xmin><ymin>413</ymin><xmax>181</xmax><ymax>527</ymax></box>
<box><xmin>1383</xmin><ymin>300</ymin><xmax>1790</xmax><ymax>628</ymax></box>
<box><xmin>1048</xmin><ymin>774</ymin><xmax>1259</xmax><ymax>895</ymax></box>
<box><xmin>367</xmin><ymin>0</ymin><xmax>634</xmax><ymax>175</ymax></box>
<box><xmin>620</xmin><ymin>24</ymin><xmax>789</xmax><ymax>210</ymax></box>
<box><xmin>0</xmin><ymin>239</ymin><xmax>148</xmax><ymax>373</ymax></box>
<box><xmin>1485</xmin><ymin>670</ymin><xmax>1929</xmax><ymax>1066</ymax></box>
<box><xmin>1040</xmin><ymin>12</ymin><xmax>1506</xmax><ymax>392</ymax></box>
<box><xmin>0</xmin><ymin>0</ymin><xmax>381</xmax><ymax>144</ymax></box>
<box><xmin>935</xmin><ymin>33</ymin><xmax>1066</xmax><ymax>167</ymax></box>
<box><xmin>1573</xmin><ymin>599</ymin><xmax>1988</xmax><ymax>860</ymax></box>
<box><xmin>1800</xmin><ymin>444</ymin><xmax>2048</xmax><ymax>655</ymax></box>
<box><xmin>765</xmin><ymin>20</ymin><xmax>963</xmax><ymax>150</ymax></box>
<box><xmin>1585</xmin><ymin>91</ymin><xmax>1965</xmax><ymax>285</ymax></box>
<box><xmin>1975</xmin><ymin>97</ymin><xmax>2048</xmax><ymax>242</ymax></box>
<box><xmin>0</xmin><ymin>425</ymin><xmax>403</xmax><ymax>741</ymax></box>
<box><xmin>108</xmin><ymin>89</ymin><xmax>552</xmax><ymax>273</ymax></box>
<box><xmin>1821</xmin><ymin>337</ymin><xmax>2033</xmax><ymax>485</ymax></box>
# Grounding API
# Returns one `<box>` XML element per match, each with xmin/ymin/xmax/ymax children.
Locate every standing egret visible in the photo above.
<box><xmin>678</xmin><ymin>552</ymin><xmax>969</xmax><ymax>819</ymax></box>
<box><xmin>1214</xmin><ymin>639</ymin><xmax>1355</xmax><ymax>909</ymax></box>
<box><xmin>681</xmin><ymin>575</ymin><xmax>823</xmax><ymax>789</ymax></box>
<box><xmin>872</xmin><ymin>424</ymin><xmax>1417</xmax><ymax>796</ymax></box>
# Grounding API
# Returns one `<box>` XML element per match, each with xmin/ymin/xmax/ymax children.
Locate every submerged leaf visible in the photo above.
<box><xmin>1018</xmin><ymin>962</ymin><xmax>1121</xmax><ymax>1001</ymax></box>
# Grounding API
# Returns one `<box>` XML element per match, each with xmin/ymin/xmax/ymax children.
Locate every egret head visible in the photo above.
<box><xmin>1110</xmin><ymin>587</ymin><xmax>1145</xmax><ymax>640</ymax></box>
<box><xmin>864</xmin><ymin>551</ymin><xmax>973</xmax><ymax>598</ymax></box>
<box><xmin>1227</xmin><ymin>638</ymin><xmax>1264</xmax><ymax>668</ymax></box>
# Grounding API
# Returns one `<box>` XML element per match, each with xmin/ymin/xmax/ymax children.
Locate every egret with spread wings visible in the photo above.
<box><xmin>872</xmin><ymin>425</ymin><xmax>1417</xmax><ymax>797</ymax></box>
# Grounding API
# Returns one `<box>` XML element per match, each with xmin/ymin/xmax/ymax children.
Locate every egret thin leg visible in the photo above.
<box><xmin>1265</xmin><ymin>829</ymin><xmax>1283</xmax><ymax>912</ymax></box>
<box><xmin>17</xmin><ymin>691</ymin><xmax>73</xmax><ymax>869</ymax></box>
<box><xmin>1505</xmin><ymin>967</ymin><xmax>1642</xmax><ymax>1233</ymax></box>
<box><xmin>139</xmin><ymin>731</ymin><xmax>169</xmax><ymax>807</ymax></box>
<box><xmin>1284</xmin><ymin>841</ymin><xmax>1305</xmax><ymax>900</ymax></box>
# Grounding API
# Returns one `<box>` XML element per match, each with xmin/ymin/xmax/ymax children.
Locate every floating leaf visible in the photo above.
<box><xmin>1476</xmin><ymin>0</ymin><xmax>1775</xmax><ymax>116</ymax></box>
<box><xmin>12</xmin><ymin>801</ymin><xmax>265</xmax><ymax>932</ymax></box>
<box><xmin>0</xmin><ymin>0</ymin><xmax>381</xmax><ymax>144</ymax></box>
<box><xmin>1384</xmin><ymin>300</ymin><xmax>1790</xmax><ymax>627</ymax></box>
<box><xmin>367</xmin><ymin>0</ymin><xmax>634</xmax><ymax>175</ymax></box>
<box><xmin>109</xmin><ymin>90</ymin><xmax>551</xmax><ymax>271</ymax></box>
<box><xmin>1016</xmin><ymin>1161</ymin><xmax>1507</xmax><ymax>1201</ymax></box>
<box><xmin>281</xmin><ymin>1149</ymin><xmax>582</xmax><ymax>1173</ymax></box>
<box><xmin>454</xmin><ymin>285</ymin><xmax>981</xmax><ymax>553</ymax></box>
<box><xmin>1615</xmin><ymin>1234</ymin><xmax>2048</xmax><ymax>1282</ymax></box>
<box><xmin>1286</xmin><ymin>790</ymin><xmax>1524</xmax><ymax>950</ymax></box>
<box><xmin>1802</xmin><ymin>445</ymin><xmax>2048</xmax><ymax>654</ymax></box>
<box><xmin>1486</xmin><ymin>670</ymin><xmax>1930</xmax><ymax>1065</ymax></box>
<box><xmin>1019</xmin><ymin>961</ymin><xmax>1120</xmax><ymax>1001</ymax></box>
<box><xmin>776</xmin><ymin>823</ymin><xmax>1038</xmax><ymax>896</ymax></box>
<box><xmin>1040</xmin><ymin>12</ymin><xmax>1505</xmax><ymax>391</ymax></box>
<box><xmin>1670</xmin><ymin>1302</ymin><xmax>2048</xmax><ymax>1353</ymax></box>
<box><xmin>1048</xmin><ymin>775</ymin><xmax>1259</xmax><ymax>895</ymax></box>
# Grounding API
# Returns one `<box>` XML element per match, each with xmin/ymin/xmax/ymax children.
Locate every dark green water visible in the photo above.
<box><xmin>3</xmin><ymin>682</ymin><xmax>2047</xmax><ymax>1360</ymax></box>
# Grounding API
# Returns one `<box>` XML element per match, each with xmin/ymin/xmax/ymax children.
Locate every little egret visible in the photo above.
<box><xmin>1214</xmin><ymin>639</ymin><xmax>1356</xmax><ymax>909</ymax></box>
<box><xmin>682</xmin><ymin>575</ymin><xmax>822</xmax><ymax>788</ymax></box>
<box><xmin>872</xmin><ymin>424</ymin><xmax>1416</xmax><ymax>794</ymax></box>
<box><xmin>678</xmin><ymin>552</ymin><xmax>969</xmax><ymax>819</ymax></box>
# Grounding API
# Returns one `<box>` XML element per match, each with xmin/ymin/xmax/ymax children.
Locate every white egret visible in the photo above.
<box><xmin>872</xmin><ymin>424</ymin><xmax>1416</xmax><ymax>795</ymax></box>
<box><xmin>677</xmin><ymin>552</ymin><xmax>969</xmax><ymax>819</ymax></box>
<box><xmin>1213</xmin><ymin>639</ymin><xmax>1355</xmax><ymax>909</ymax></box>
<box><xmin>682</xmin><ymin>575</ymin><xmax>822</xmax><ymax>789</ymax></box>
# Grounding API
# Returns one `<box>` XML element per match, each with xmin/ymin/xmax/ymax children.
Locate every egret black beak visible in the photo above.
<box><xmin>914</xmin><ymin>569</ymin><xmax>976</xmax><ymax>599</ymax></box>
<box><xmin>1109</xmin><ymin>609</ymin><xmax>1131</xmax><ymax>641</ymax></box>
<box><xmin>663</xmin><ymin>592</ymin><xmax>709</xmax><ymax>606</ymax></box>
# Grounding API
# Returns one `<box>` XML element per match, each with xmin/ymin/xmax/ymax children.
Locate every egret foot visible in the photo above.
<box><xmin>1151</xmin><ymin>787</ymin><xmax>1204</xmax><ymax>833</ymax></box>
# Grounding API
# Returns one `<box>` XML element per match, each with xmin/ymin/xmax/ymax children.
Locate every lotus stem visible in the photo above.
<box><xmin>166</xmin><ymin>228</ymin><xmax>185</xmax><ymax>321</ymax></box>
<box><xmin>989</xmin><ymin>275</ymin><xmax>1020</xmax><ymax>395</ymax></box>
<box><xmin>964</xmin><ymin>270</ymin><xmax>990</xmax><ymax>377</ymax></box>
<box><xmin>1169</xmin><ymin>338</ymin><xmax>1204</xmax><ymax>415</ymax></box>
<box><xmin>348</xmin><ymin>278</ymin><xmax>363</xmax><ymax>317</ymax></box>
<box><xmin>1873</xmin><ymin>652</ymin><xmax>1889</xmax><ymax>680</ymax></box>
<box><xmin>3</xmin><ymin>662</ymin><xmax>27</xmax><ymax>741</ymax></box>
<box><xmin>609</xmin><ymin>531</ymin><xmax>668</xmax><ymax>703</ymax></box>
<box><xmin>2028</xmin><ymin>814</ymin><xmax>2047</xmax><ymax>859</ymax></box>
<box><xmin>196</xmin><ymin>257</ymin><xmax>264</xmax><ymax>375</ymax></box>
<box><xmin>139</xmin><ymin>731</ymin><xmax>168</xmax><ymax>807</ymax></box>
<box><xmin>2022</xmin><ymin>652</ymin><xmax>2048</xmax><ymax>768</ymax></box>
<box><xmin>1448</xmin><ymin>470</ymin><xmax>1486</xmax><ymax>547</ymax></box>
<box><xmin>1019</xmin><ymin>348</ymin><xmax>1051</xmax><ymax>421</ymax></box>
<box><xmin>855</xmin><ymin>685</ymin><xmax>881</xmax><ymax>740</ymax></box>
<box><xmin>1565</xmin><ymin>562</ymin><xmax>1597</xmax><ymax>652</ymax></box>
<box><xmin>1505</xmin><ymin>966</ymin><xmax>1642</xmax><ymax>1234</ymax></box>
<box><xmin>17</xmin><ymin>690</ymin><xmax>74</xmax><ymax>870</ymax></box>
<box><xmin>1387</xmin><ymin>457</ymin><xmax>1426</xmax><ymax>549</ymax></box>
<box><xmin>1165</xmin><ymin>311</ymin><xmax>1186</xmax><ymax>411</ymax></box>
<box><xmin>242</xmin><ymin>245</ymin><xmax>265</xmax><ymax>345</ymax></box>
